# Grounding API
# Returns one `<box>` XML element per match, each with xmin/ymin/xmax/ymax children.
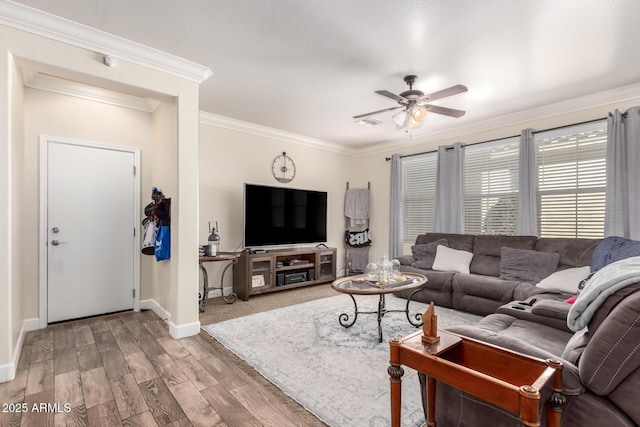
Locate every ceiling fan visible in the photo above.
<box><xmin>353</xmin><ymin>75</ymin><xmax>468</xmax><ymax>128</ymax></box>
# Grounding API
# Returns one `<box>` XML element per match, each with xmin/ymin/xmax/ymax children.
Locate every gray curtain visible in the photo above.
<box><xmin>433</xmin><ymin>143</ymin><xmax>465</xmax><ymax>233</ymax></box>
<box><xmin>605</xmin><ymin>107</ymin><xmax>640</xmax><ymax>239</ymax></box>
<box><xmin>516</xmin><ymin>128</ymin><xmax>539</xmax><ymax>236</ymax></box>
<box><xmin>389</xmin><ymin>153</ymin><xmax>403</xmax><ymax>258</ymax></box>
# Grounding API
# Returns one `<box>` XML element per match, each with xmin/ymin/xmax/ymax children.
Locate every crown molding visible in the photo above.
<box><xmin>23</xmin><ymin>72</ymin><xmax>161</xmax><ymax>112</ymax></box>
<box><xmin>0</xmin><ymin>0</ymin><xmax>212</xmax><ymax>83</ymax></box>
<box><xmin>202</xmin><ymin>82</ymin><xmax>640</xmax><ymax>158</ymax></box>
<box><xmin>199</xmin><ymin>111</ymin><xmax>359</xmax><ymax>156</ymax></box>
<box><xmin>357</xmin><ymin>81</ymin><xmax>640</xmax><ymax>157</ymax></box>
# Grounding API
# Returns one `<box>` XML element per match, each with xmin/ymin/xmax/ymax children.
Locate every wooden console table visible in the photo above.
<box><xmin>389</xmin><ymin>330</ymin><xmax>564</xmax><ymax>427</ymax></box>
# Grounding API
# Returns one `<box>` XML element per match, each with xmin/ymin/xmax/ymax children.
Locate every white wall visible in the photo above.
<box><xmin>23</xmin><ymin>88</ymin><xmax>154</xmax><ymax>317</ymax></box>
<box><xmin>150</xmin><ymin>100</ymin><xmax>177</xmax><ymax>313</ymax></box>
<box><xmin>9</xmin><ymin>54</ymin><xmax>25</xmax><ymax>378</ymax></box>
<box><xmin>198</xmin><ymin>124</ymin><xmax>358</xmax><ymax>290</ymax></box>
<box><xmin>0</xmin><ymin>22</ymin><xmax>204</xmax><ymax>380</ymax></box>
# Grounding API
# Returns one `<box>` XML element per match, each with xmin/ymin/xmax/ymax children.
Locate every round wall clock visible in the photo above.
<box><xmin>272</xmin><ymin>151</ymin><xmax>296</xmax><ymax>183</ymax></box>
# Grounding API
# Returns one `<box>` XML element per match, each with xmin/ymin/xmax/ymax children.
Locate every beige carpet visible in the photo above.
<box><xmin>199</xmin><ymin>283</ymin><xmax>336</xmax><ymax>324</ymax></box>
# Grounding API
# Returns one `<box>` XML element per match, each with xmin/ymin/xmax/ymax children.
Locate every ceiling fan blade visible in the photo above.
<box><xmin>374</xmin><ymin>90</ymin><xmax>408</xmax><ymax>103</ymax></box>
<box><xmin>420</xmin><ymin>84</ymin><xmax>468</xmax><ymax>103</ymax></box>
<box><xmin>425</xmin><ymin>104</ymin><xmax>466</xmax><ymax>118</ymax></box>
<box><xmin>353</xmin><ymin>105</ymin><xmax>404</xmax><ymax>120</ymax></box>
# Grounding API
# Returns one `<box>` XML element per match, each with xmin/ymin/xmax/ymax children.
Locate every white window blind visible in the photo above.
<box><xmin>535</xmin><ymin>121</ymin><xmax>607</xmax><ymax>238</ymax></box>
<box><xmin>402</xmin><ymin>153</ymin><xmax>437</xmax><ymax>242</ymax></box>
<box><xmin>464</xmin><ymin>137</ymin><xmax>520</xmax><ymax>235</ymax></box>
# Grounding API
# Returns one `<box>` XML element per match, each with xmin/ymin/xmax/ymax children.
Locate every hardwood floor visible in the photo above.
<box><xmin>0</xmin><ymin>308</ymin><xmax>326</xmax><ymax>427</ymax></box>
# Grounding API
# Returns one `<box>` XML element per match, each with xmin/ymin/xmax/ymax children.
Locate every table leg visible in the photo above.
<box><xmin>338</xmin><ymin>293</ymin><xmax>359</xmax><ymax>328</ymax></box>
<box><xmin>221</xmin><ymin>262</ymin><xmax>237</xmax><ymax>304</ymax></box>
<box><xmin>546</xmin><ymin>359</ymin><xmax>565</xmax><ymax>427</ymax></box>
<box><xmin>427</xmin><ymin>377</ymin><xmax>437</xmax><ymax>427</ymax></box>
<box><xmin>405</xmin><ymin>285</ymin><xmax>425</xmax><ymax>327</ymax></box>
<box><xmin>377</xmin><ymin>294</ymin><xmax>386</xmax><ymax>343</ymax></box>
<box><xmin>389</xmin><ymin>338</ymin><xmax>405</xmax><ymax>427</ymax></box>
<box><xmin>418</xmin><ymin>371</ymin><xmax>437</xmax><ymax>426</ymax></box>
<box><xmin>199</xmin><ymin>264</ymin><xmax>208</xmax><ymax>313</ymax></box>
<box><xmin>518</xmin><ymin>385</ymin><xmax>540</xmax><ymax>427</ymax></box>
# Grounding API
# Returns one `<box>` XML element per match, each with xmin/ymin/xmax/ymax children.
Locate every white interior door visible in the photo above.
<box><xmin>47</xmin><ymin>140</ymin><xmax>136</xmax><ymax>323</ymax></box>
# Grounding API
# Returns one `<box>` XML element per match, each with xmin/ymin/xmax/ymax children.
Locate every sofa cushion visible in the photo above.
<box><xmin>446</xmin><ymin>313</ymin><xmax>573</xmax><ymax>360</ymax></box>
<box><xmin>536</xmin><ymin>266</ymin><xmax>591</xmax><ymax>294</ymax></box>
<box><xmin>432</xmin><ymin>245</ymin><xmax>473</xmax><ymax>274</ymax></box>
<box><xmin>535</xmin><ymin>237</ymin><xmax>600</xmax><ymax>269</ymax></box>
<box><xmin>410</xmin><ymin>238</ymin><xmax>448</xmax><ymax>269</ymax></box>
<box><xmin>470</xmin><ymin>235</ymin><xmax>537</xmax><ymax>276</ymax></box>
<box><xmin>415</xmin><ymin>233</ymin><xmax>474</xmax><ymax>252</ymax></box>
<box><xmin>451</xmin><ymin>274</ymin><xmax>519</xmax><ymax>315</ymax></box>
<box><xmin>580</xmin><ymin>290</ymin><xmax>640</xmax><ymax>396</ymax></box>
<box><xmin>394</xmin><ymin>254</ymin><xmax>415</xmax><ymax>266</ymax></box>
<box><xmin>499</xmin><ymin>247</ymin><xmax>560</xmax><ymax>283</ymax></box>
<box><xmin>395</xmin><ymin>267</ymin><xmax>455</xmax><ymax>308</ymax></box>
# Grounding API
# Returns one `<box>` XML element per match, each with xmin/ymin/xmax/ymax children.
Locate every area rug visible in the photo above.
<box><xmin>202</xmin><ymin>294</ymin><xmax>482</xmax><ymax>427</ymax></box>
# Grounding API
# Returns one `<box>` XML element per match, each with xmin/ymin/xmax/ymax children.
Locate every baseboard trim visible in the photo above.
<box><xmin>207</xmin><ymin>288</ymin><xmax>229</xmax><ymax>299</ymax></box>
<box><xmin>139</xmin><ymin>299</ymin><xmax>199</xmax><ymax>339</ymax></box>
<box><xmin>169</xmin><ymin>320</ymin><xmax>201</xmax><ymax>339</ymax></box>
<box><xmin>0</xmin><ymin>362</ymin><xmax>13</xmax><ymax>383</ymax></box>
<box><xmin>0</xmin><ymin>317</ymin><xmax>40</xmax><ymax>383</ymax></box>
<box><xmin>140</xmin><ymin>299</ymin><xmax>170</xmax><ymax>322</ymax></box>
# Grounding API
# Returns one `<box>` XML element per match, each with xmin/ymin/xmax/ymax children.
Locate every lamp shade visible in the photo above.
<box><xmin>412</xmin><ymin>105</ymin><xmax>427</xmax><ymax>122</ymax></box>
<box><xmin>392</xmin><ymin>110</ymin><xmax>408</xmax><ymax>127</ymax></box>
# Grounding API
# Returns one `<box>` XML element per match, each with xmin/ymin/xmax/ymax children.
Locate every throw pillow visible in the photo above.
<box><xmin>411</xmin><ymin>239</ymin><xmax>448</xmax><ymax>269</ymax></box>
<box><xmin>432</xmin><ymin>245</ymin><xmax>474</xmax><ymax>274</ymax></box>
<box><xmin>591</xmin><ymin>236</ymin><xmax>640</xmax><ymax>272</ymax></box>
<box><xmin>536</xmin><ymin>266</ymin><xmax>591</xmax><ymax>294</ymax></box>
<box><xmin>499</xmin><ymin>247</ymin><xmax>560</xmax><ymax>283</ymax></box>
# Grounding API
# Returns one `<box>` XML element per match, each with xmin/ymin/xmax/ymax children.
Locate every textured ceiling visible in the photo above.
<box><xmin>11</xmin><ymin>0</ymin><xmax>640</xmax><ymax>149</ymax></box>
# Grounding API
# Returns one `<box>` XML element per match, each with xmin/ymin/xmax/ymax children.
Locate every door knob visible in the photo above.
<box><xmin>51</xmin><ymin>240</ymin><xmax>68</xmax><ymax>246</ymax></box>
<box><xmin>51</xmin><ymin>227</ymin><xmax>60</xmax><ymax>233</ymax></box>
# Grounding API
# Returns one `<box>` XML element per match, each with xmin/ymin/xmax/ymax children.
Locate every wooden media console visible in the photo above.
<box><xmin>233</xmin><ymin>247</ymin><xmax>337</xmax><ymax>300</ymax></box>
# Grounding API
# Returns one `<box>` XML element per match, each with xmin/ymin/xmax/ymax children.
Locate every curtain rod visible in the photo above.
<box><xmin>385</xmin><ymin>116</ymin><xmax>608</xmax><ymax>161</ymax></box>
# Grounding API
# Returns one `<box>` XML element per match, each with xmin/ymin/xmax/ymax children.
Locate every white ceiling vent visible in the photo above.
<box><xmin>357</xmin><ymin>117</ymin><xmax>383</xmax><ymax>127</ymax></box>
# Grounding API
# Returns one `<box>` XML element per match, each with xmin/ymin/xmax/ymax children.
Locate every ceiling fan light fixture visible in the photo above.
<box><xmin>392</xmin><ymin>110</ymin><xmax>408</xmax><ymax>127</ymax></box>
<box><xmin>411</xmin><ymin>105</ymin><xmax>427</xmax><ymax>122</ymax></box>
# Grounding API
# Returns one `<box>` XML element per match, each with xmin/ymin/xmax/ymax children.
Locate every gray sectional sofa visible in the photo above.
<box><xmin>394</xmin><ymin>232</ymin><xmax>599</xmax><ymax>315</ymax></box>
<box><xmin>394</xmin><ymin>233</ymin><xmax>640</xmax><ymax>426</ymax></box>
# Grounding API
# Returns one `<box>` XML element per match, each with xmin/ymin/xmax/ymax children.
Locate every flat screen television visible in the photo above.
<box><xmin>244</xmin><ymin>183</ymin><xmax>327</xmax><ymax>247</ymax></box>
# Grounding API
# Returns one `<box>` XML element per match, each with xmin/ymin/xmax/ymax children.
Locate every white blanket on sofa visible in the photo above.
<box><xmin>568</xmin><ymin>256</ymin><xmax>640</xmax><ymax>331</ymax></box>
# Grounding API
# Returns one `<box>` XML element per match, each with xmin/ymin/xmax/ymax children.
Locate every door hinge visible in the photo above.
<box><xmin>133</xmin><ymin>227</ymin><xmax>136</xmax><ymax>237</ymax></box>
<box><xmin>133</xmin><ymin>289</ymin><xmax>136</xmax><ymax>298</ymax></box>
<box><xmin>133</xmin><ymin>166</ymin><xmax>136</xmax><ymax>176</ymax></box>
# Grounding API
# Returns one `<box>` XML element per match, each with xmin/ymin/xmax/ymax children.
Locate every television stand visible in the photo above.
<box><xmin>233</xmin><ymin>247</ymin><xmax>337</xmax><ymax>300</ymax></box>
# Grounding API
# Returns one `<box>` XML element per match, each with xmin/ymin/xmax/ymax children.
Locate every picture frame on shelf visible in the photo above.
<box><xmin>252</xmin><ymin>274</ymin><xmax>265</xmax><ymax>288</ymax></box>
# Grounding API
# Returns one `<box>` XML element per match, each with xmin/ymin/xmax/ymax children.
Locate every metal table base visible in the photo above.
<box><xmin>338</xmin><ymin>285</ymin><xmax>424</xmax><ymax>343</ymax></box>
<box><xmin>199</xmin><ymin>253</ymin><xmax>239</xmax><ymax>313</ymax></box>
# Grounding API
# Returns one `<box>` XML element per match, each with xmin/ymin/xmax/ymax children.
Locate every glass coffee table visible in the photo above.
<box><xmin>331</xmin><ymin>273</ymin><xmax>427</xmax><ymax>342</ymax></box>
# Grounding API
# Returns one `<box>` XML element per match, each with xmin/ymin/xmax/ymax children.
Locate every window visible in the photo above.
<box><xmin>535</xmin><ymin>121</ymin><xmax>607</xmax><ymax>238</ymax></box>
<box><xmin>402</xmin><ymin>153</ymin><xmax>437</xmax><ymax>242</ymax></box>
<box><xmin>464</xmin><ymin>137</ymin><xmax>520</xmax><ymax>235</ymax></box>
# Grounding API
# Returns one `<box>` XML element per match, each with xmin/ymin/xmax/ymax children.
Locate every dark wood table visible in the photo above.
<box><xmin>199</xmin><ymin>252</ymin><xmax>240</xmax><ymax>312</ymax></box>
<box><xmin>389</xmin><ymin>329</ymin><xmax>564</xmax><ymax>427</ymax></box>
<box><xmin>331</xmin><ymin>273</ymin><xmax>427</xmax><ymax>342</ymax></box>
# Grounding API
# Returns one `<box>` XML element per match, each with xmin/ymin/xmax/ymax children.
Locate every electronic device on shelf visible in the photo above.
<box><xmin>284</xmin><ymin>272</ymin><xmax>307</xmax><ymax>284</ymax></box>
<box><xmin>283</xmin><ymin>259</ymin><xmax>307</xmax><ymax>266</ymax></box>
